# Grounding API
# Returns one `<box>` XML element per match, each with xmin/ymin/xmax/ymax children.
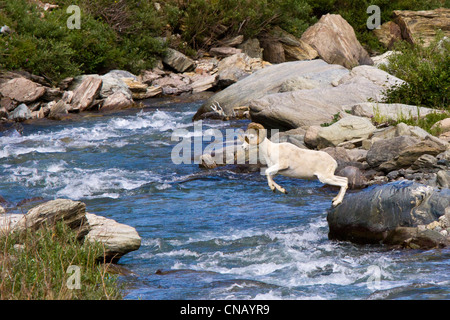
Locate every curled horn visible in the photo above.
<box><xmin>246</xmin><ymin>122</ymin><xmax>266</xmax><ymax>144</ymax></box>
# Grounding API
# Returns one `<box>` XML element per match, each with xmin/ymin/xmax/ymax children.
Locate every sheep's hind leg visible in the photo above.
<box><xmin>332</xmin><ymin>176</ymin><xmax>348</xmax><ymax>202</ymax></box>
<box><xmin>315</xmin><ymin>174</ymin><xmax>348</xmax><ymax>206</ymax></box>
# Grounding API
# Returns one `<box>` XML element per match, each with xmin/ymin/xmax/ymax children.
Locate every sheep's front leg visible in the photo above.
<box><xmin>265</xmin><ymin>164</ymin><xmax>288</xmax><ymax>194</ymax></box>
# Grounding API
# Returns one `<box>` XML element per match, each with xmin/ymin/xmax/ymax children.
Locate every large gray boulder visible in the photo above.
<box><xmin>194</xmin><ymin>60</ymin><xmax>405</xmax><ymax>129</ymax></box>
<box><xmin>350</xmin><ymin>102</ymin><xmax>437</xmax><ymax>121</ymax></box>
<box><xmin>100</xmin><ymin>73</ymin><xmax>133</xmax><ymax>100</ymax></box>
<box><xmin>315</xmin><ymin>115</ymin><xmax>376</xmax><ymax>148</ymax></box>
<box><xmin>301</xmin><ymin>14</ymin><xmax>373</xmax><ymax>68</ymax></box>
<box><xmin>13</xmin><ymin>199</ymin><xmax>90</xmax><ymax>239</ymax></box>
<box><xmin>193</xmin><ymin>59</ymin><xmax>349</xmax><ymax>121</ymax></box>
<box><xmin>0</xmin><ymin>77</ymin><xmax>46</xmax><ymax>103</ymax></box>
<box><xmin>249</xmin><ymin>73</ymin><xmax>389</xmax><ymax>130</ymax></box>
<box><xmin>327</xmin><ymin>181</ymin><xmax>450</xmax><ymax>247</ymax></box>
<box><xmin>8</xmin><ymin>103</ymin><xmax>32</xmax><ymax>122</ymax></box>
<box><xmin>366</xmin><ymin>135</ymin><xmax>420</xmax><ymax>168</ymax></box>
<box><xmin>69</xmin><ymin>76</ymin><xmax>102</xmax><ymax>112</ymax></box>
<box><xmin>85</xmin><ymin>213</ymin><xmax>141</xmax><ymax>263</ymax></box>
<box><xmin>163</xmin><ymin>48</ymin><xmax>195</xmax><ymax>73</ymax></box>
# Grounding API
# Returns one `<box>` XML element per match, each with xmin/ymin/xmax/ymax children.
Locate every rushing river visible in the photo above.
<box><xmin>0</xmin><ymin>99</ymin><xmax>448</xmax><ymax>300</ymax></box>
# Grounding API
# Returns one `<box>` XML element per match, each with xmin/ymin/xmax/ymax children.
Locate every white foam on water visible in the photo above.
<box><xmin>155</xmin><ymin>249</ymin><xmax>201</xmax><ymax>258</ymax></box>
<box><xmin>0</xmin><ymin>108</ymin><xmax>193</xmax><ymax>201</ymax></box>
<box><xmin>156</xmin><ymin>183</ymin><xmax>172</xmax><ymax>190</ymax></box>
<box><xmin>0</xmin><ymin>109</ymin><xmax>190</xmax><ymax>161</ymax></box>
<box><xmin>5</xmin><ymin>164</ymin><xmax>163</xmax><ymax>200</ymax></box>
<box><xmin>46</xmin><ymin>160</ymin><xmax>68</xmax><ymax>173</ymax></box>
<box><xmin>108</xmin><ymin>109</ymin><xmax>179</xmax><ymax>132</ymax></box>
<box><xmin>200</xmin><ymin>261</ymin><xmax>292</xmax><ymax>277</ymax></box>
<box><xmin>54</xmin><ymin>168</ymin><xmax>160</xmax><ymax>199</ymax></box>
<box><xmin>0</xmin><ymin>145</ymin><xmax>66</xmax><ymax>158</ymax></box>
<box><xmin>252</xmin><ymin>290</ymin><xmax>329</xmax><ymax>300</ymax></box>
<box><xmin>161</xmin><ymin>216</ymin><xmax>402</xmax><ymax>295</ymax></box>
<box><xmin>178</xmin><ymin>228</ymin><xmax>270</xmax><ymax>246</ymax></box>
<box><xmin>140</xmin><ymin>238</ymin><xmax>166</xmax><ymax>249</ymax></box>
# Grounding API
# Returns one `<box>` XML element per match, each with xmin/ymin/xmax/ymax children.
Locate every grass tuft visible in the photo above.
<box><xmin>0</xmin><ymin>221</ymin><xmax>123</xmax><ymax>300</ymax></box>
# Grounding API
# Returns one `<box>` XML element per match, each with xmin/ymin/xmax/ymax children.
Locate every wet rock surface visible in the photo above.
<box><xmin>327</xmin><ymin>181</ymin><xmax>450</xmax><ymax>248</ymax></box>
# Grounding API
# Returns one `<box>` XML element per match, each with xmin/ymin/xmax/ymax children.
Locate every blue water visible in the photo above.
<box><xmin>0</xmin><ymin>99</ymin><xmax>448</xmax><ymax>300</ymax></box>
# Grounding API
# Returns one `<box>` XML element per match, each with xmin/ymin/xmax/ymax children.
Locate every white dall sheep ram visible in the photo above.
<box><xmin>241</xmin><ymin>122</ymin><xmax>348</xmax><ymax>207</ymax></box>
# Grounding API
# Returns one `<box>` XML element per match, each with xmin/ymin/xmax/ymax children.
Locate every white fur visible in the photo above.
<box><xmin>241</xmin><ymin>127</ymin><xmax>348</xmax><ymax>206</ymax></box>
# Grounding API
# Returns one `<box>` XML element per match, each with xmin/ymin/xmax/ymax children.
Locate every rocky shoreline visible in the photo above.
<box><xmin>0</xmin><ymin>37</ymin><xmax>269</xmax><ymax>124</ymax></box>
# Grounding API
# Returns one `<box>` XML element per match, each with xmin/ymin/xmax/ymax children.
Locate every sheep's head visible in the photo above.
<box><xmin>239</xmin><ymin>122</ymin><xmax>266</xmax><ymax>151</ymax></box>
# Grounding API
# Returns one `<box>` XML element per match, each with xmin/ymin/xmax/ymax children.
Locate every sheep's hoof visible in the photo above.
<box><xmin>332</xmin><ymin>200</ymin><xmax>342</xmax><ymax>207</ymax></box>
<box><xmin>272</xmin><ymin>188</ymin><xmax>276</xmax><ymax>193</ymax></box>
<box><xmin>282</xmin><ymin>189</ymin><xmax>288</xmax><ymax>194</ymax></box>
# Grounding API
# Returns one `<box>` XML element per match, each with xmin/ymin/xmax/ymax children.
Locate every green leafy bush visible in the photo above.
<box><xmin>371</xmin><ymin>106</ymin><xmax>450</xmax><ymax>135</ymax></box>
<box><xmin>0</xmin><ymin>0</ymin><xmax>165</xmax><ymax>84</ymax></box>
<box><xmin>381</xmin><ymin>33</ymin><xmax>449</xmax><ymax>110</ymax></box>
<box><xmin>398</xmin><ymin>111</ymin><xmax>450</xmax><ymax>136</ymax></box>
<box><xmin>177</xmin><ymin>0</ymin><xmax>314</xmax><ymax>50</ymax></box>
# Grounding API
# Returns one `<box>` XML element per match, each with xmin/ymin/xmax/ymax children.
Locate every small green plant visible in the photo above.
<box><xmin>321</xmin><ymin>112</ymin><xmax>342</xmax><ymax>127</ymax></box>
<box><xmin>380</xmin><ymin>32</ymin><xmax>449</xmax><ymax>110</ymax></box>
<box><xmin>0</xmin><ymin>221</ymin><xmax>123</xmax><ymax>300</ymax></box>
<box><xmin>370</xmin><ymin>103</ymin><xmax>419</xmax><ymax>126</ymax></box>
<box><xmin>370</xmin><ymin>103</ymin><xmax>450</xmax><ymax>135</ymax></box>
<box><xmin>397</xmin><ymin>111</ymin><xmax>450</xmax><ymax>136</ymax></box>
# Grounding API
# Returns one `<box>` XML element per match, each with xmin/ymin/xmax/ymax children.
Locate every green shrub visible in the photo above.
<box><xmin>73</xmin><ymin>0</ymin><xmax>167</xmax><ymax>73</ymax></box>
<box><xmin>177</xmin><ymin>0</ymin><xmax>314</xmax><ymax>50</ymax></box>
<box><xmin>371</xmin><ymin>104</ymin><xmax>450</xmax><ymax>135</ymax></box>
<box><xmin>380</xmin><ymin>33</ymin><xmax>449</xmax><ymax>110</ymax></box>
<box><xmin>0</xmin><ymin>0</ymin><xmax>166</xmax><ymax>84</ymax></box>
<box><xmin>399</xmin><ymin>111</ymin><xmax>450</xmax><ymax>136</ymax></box>
<box><xmin>0</xmin><ymin>221</ymin><xmax>123</xmax><ymax>300</ymax></box>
